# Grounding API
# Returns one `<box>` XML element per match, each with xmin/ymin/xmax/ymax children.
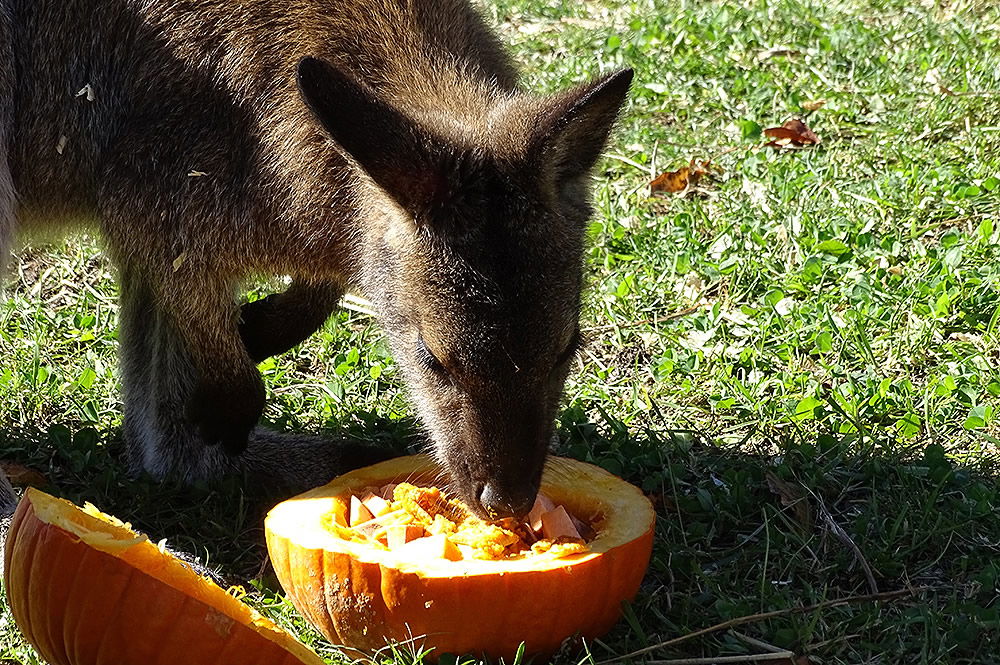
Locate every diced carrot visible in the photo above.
<box><xmin>528</xmin><ymin>493</ymin><xmax>556</xmax><ymax>532</ymax></box>
<box><xmin>540</xmin><ymin>505</ymin><xmax>581</xmax><ymax>541</ymax></box>
<box><xmin>398</xmin><ymin>534</ymin><xmax>463</xmax><ymax>561</ymax></box>
<box><xmin>386</xmin><ymin>524</ymin><xmax>425</xmax><ymax>549</ymax></box>
<box><xmin>361</xmin><ymin>492</ymin><xmax>392</xmax><ymax>517</ymax></box>
<box><xmin>349</xmin><ymin>495</ymin><xmax>373</xmax><ymax>526</ymax></box>
<box><xmin>440</xmin><ymin>536</ymin><xmax>462</xmax><ymax>561</ymax></box>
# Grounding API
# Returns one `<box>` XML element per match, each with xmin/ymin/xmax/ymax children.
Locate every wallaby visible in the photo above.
<box><xmin>0</xmin><ymin>0</ymin><xmax>632</xmax><ymax>519</ymax></box>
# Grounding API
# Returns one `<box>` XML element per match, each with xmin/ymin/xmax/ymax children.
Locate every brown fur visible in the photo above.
<box><xmin>1</xmin><ymin>0</ymin><xmax>631</xmax><ymax>517</ymax></box>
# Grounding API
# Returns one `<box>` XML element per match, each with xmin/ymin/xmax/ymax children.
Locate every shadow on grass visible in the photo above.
<box><xmin>2</xmin><ymin>408</ymin><xmax>999</xmax><ymax>663</ymax></box>
<box><xmin>0</xmin><ymin>414</ymin><xmax>419</xmax><ymax>578</ymax></box>
<box><xmin>555</xmin><ymin>405</ymin><xmax>1000</xmax><ymax>664</ymax></box>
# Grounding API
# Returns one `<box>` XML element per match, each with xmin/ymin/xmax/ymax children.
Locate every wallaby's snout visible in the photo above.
<box><xmin>441</xmin><ymin>390</ymin><xmax>556</xmax><ymax>520</ymax></box>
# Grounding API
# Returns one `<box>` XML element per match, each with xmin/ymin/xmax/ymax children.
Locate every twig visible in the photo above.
<box><xmin>340</xmin><ymin>293</ymin><xmax>377</xmax><ymax>317</ymax></box>
<box><xmin>731</xmin><ymin>632</ymin><xmax>788</xmax><ymax>654</ymax></box>
<box><xmin>605</xmin><ymin>152</ymin><xmax>655</xmax><ymax>177</ymax></box>
<box><xmin>582</xmin><ymin>305</ymin><xmax>706</xmax><ymax>333</ymax></box>
<box><xmin>597</xmin><ymin>587</ymin><xmax>925</xmax><ymax>664</ymax></box>
<box><xmin>647</xmin><ymin>654</ymin><xmax>793</xmax><ymax>665</ymax></box>
<box><xmin>815</xmin><ymin>496</ymin><xmax>880</xmax><ymax>594</ymax></box>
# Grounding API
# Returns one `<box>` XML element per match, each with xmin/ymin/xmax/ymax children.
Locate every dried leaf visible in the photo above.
<box><xmin>0</xmin><ymin>462</ymin><xmax>49</xmax><ymax>488</ymax></box>
<box><xmin>765</xmin><ymin>471</ymin><xmax>813</xmax><ymax>532</ymax></box>
<box><xmin>924</xmin><ymin>68</ymin><xmax>955</xmax><ymax>96</ymax></box>
<box><xmin>763</xmin><ymin>118</ymin><xmax>820</xmax><ymax>149</ymax></box>
<box><xmin>801</xmin><ymin>99</ymin><xmax>826</xmax><ymax>112</ymax></box>
<box><xmin>75</xmin><ymin>83</ymin><xmax>95</xmax><ymax>102</ymax></box>
<box><xmin>650</xmin><ymin>158</ymin><xmax>713</xmax><ymax>195</ymax></box>
<box><xmin>758</xmin><ymin>46</ymin><xmax>801</xmax><ymax>61</ymax></box>
<box><xmin>650</xmin><ymin>167</ymin><xmax>691</xmax><ymax>194</ymax></box>
<box><xmin>172</xmin><ymin>251</ymin><xmax>188</xmax><ymax>272</ymax></box>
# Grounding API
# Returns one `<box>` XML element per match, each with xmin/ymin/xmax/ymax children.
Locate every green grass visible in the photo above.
<box><xmin>2</xmin><ymin>0</ymin><xmax>1000</xmax><ymax>663</ymax></box>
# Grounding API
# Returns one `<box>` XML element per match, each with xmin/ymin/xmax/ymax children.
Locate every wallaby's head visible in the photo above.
<box><xmin>298</xmin><ymin>58</ymin><xmax>632</xmax><ymax>519</ymax></box>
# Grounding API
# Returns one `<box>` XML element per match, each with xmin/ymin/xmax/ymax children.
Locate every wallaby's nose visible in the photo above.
<box><xmin>478</xmin><ymin>482</ymin><xmax>537</xmax><ymax>520</ymax></box>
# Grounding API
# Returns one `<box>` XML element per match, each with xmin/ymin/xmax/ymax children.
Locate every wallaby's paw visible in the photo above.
<box><xmin>186</xmin><ymin>373</ymin><xmax>266</xmax><ymax>454</ymax></box>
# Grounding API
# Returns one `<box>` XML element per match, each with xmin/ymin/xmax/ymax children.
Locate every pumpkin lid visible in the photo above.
<box><xmin>19</xmin><ymin>488</ymin><xmax>325</xmax><ymax>665</ymax></box>
<box><xmin>265</xmin><ymin>455</ymin><xmax>655</xmax><ymax>577</ymax></box>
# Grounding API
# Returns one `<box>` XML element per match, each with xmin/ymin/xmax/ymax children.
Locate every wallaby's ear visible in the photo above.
<box><xmin>532</xmin><ymin>68</ymin><xmax>634</xmax><ymax>185</ymax></box>
<box><xmin>297</xmin><ymin>57</ymin><xmax>441</xmax><ymax>214</ymax></box>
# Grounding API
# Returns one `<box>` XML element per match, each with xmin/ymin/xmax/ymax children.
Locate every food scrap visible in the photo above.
<box><xmin>326</xmin><ymin>483</ymin><xmax>594</xmax><ymax>561</ymax></box>
<box><xmin>763</xmin><ymin>118</ymin><xmax>820</xmax><ymax>149</ymax></box>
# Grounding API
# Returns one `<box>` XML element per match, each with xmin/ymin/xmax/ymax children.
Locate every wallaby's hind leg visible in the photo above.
<box><xmin>239</xmin><ymin>279</ymin><xmax>344</xmax><ymax>362</ymax></box>
<box><xmin>118</xmin><ymin>268</ymin><xmax>394</xmax><ymax>492</ymax></box>
<box><xmin>0</xmin><ymin>10</ymin><xmax>14</xmax><ymax>276</ymax></box>
<box><xmin>118</xmin><ymin>267</ymin><xmax>233</xmax><ymax>478</ymax></box>
<box><xmin>0</xmin><ymin>151</ymin><xmax>14</xmax><ymax>275</ymax></box>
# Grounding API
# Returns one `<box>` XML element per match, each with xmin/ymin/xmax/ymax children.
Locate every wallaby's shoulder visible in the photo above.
<box><xmin>138</xmin><ymin>0</ymin><xmax>518</xmax><ymax>88</ymax></box>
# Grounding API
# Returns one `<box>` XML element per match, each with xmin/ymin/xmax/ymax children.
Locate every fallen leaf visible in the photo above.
<box><xmin>765</xmin><ymin>471</ymin><xmax>813</xmax><ymax>533</ymax></box>
<box><xmin>801</xmin><ymin>99</ymin><xmax>826</xmax><ymax>112</ymax></box>
<box><xmin>172</xmin><ymin>251</ymin><xmax>188</xmax><ymax>272</ymax></box>
<box><xmin>650</xmin><ymin>167</ymin><xmax>691</xmax><ymax>194</ymax></box>
<box><xmin>0</xmin><ymin>462</ymin><xmax>49</xmax><ymax>488</ymax></box>
<box><xmin>924</xmin><ymin>68</ymin><xmax>955</xmax><ymax>96</ymax></box>
<box><xmin>75</xmin><ymin>83</ymin><xmax>95</xmax><ymax>102</ymax></box>
<box><xmin>650</xmin><ymin>158</ymin><xmax>713</xmax><ymax>195</ymax></box>
<box><xmin>763</xmin><ymin>118</ymin><xmax>820</xmax><ymax>149</ymax></box>
<box><xmin>758</xmin><ymin>46</ymin><xmax>801</xmax><ymax>61</ymax></box>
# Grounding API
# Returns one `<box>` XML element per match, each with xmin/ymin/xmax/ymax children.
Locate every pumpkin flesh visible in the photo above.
<box><xmin>265</xmin><ymin>455</ymin><xmax>655</xmax><ymax>659</ymax></box>
<box><xmin>3</xmin><ymin>488</ymin><xmax>324</xmax><ymax>665</ymax></box>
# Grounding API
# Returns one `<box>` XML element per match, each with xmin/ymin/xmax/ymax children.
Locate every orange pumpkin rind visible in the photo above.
<box><xmin>4</xmin><ymin>488</ymin><xmax>324</xmax><ymax>665</ymax></box>
<box><xmin>265</xmin><ymin>455</ymin><xmax>656</xmax><ymax>659</ymax></box>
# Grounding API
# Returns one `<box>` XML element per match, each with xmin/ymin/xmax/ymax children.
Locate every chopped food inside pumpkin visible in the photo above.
<box><xmin>326</xmin><ymin>483</ymin><xmax>592</xmax><ymax>561</ymax></box>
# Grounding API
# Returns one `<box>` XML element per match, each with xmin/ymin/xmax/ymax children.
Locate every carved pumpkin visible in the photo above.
<box><xmin>265</xmin><ymin>455</ymin><xmax>655</xmax><ymax>659</ymax></box>
<box><xmin>3</xmin><ymin>488</ymin><xmax>323</xmax><ymax>665</ymax></box>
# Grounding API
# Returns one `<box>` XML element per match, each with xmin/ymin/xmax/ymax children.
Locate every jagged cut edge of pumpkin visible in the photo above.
<box><xmin>23</xmin><ymin>488</ymin><xmax>324</xmax><ymax>665</ymax></box>
<box><xmin>266</xmin><ymin>455</ymin><xmax>655</xmax><ymax>577</ymax></box>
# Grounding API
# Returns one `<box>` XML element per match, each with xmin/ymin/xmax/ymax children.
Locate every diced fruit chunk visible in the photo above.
<box><xmin>540</xmin><ymin>506</ymin><xmax>581</xmax><ymax>541</ymax></box>
<box><xmin>349</xmin><ymin>495</ymin><xmax>373</xmax><ymax>526</ymax></box>
<box><xmin>361</xmin><ymin>492</ymin><xmax>392</xmax><ymax>517</ymax></box>
<box><xmin>528</xmin><ymin>493</ymin><xmax>556</xmax><ymax>532</ymax></box>
<box><xmin>386</xmin><ymin>524</ymin><xmax>424</xmax><ymax>549</ymax></box>
<box><xmin>399</xmin><ymin>534</ymin><xmax>463</xmax><ymax>561</ymax></box>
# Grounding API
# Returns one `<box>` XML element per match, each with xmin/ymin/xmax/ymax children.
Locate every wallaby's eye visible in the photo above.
<box><xmin>417</xmin><ymin>335</ymin><xmax>448</xmax><ymax>376</ymax></box>
<box><xmin>555</xmin><ymin>328</ymin><xmax>583</xmax><ymax>368</ymax></box>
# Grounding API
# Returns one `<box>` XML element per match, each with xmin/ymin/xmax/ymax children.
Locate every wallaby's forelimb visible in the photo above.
<box><xmin>116</xmin><ymin>258</ymin><xmax>264</xmax><ymax>458</ymax></box>
<box><xmin>119</xmin><ymin>268</ymin><xmax>389</xmax><ymax>489</ymax></box>
<box><xmin>239</xmin><ymin>280</ymin><xmax>344</xmax><ymax>362</ymax></box>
